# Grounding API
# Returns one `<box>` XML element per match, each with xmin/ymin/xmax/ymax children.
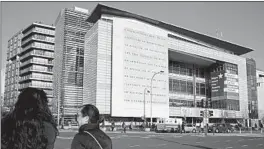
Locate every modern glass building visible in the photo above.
<box><xmin>257</xmin><ymin>69</ymin><xmax>264</xmax><ymax>123</ymax></box>
<box><xmin>4</xmin><ymin>22</ymin><xmax>55</xmax><ymax>110</ymax></box>
<box><xmin>54</xmin><ymin>7</ymin><xmax>92</xmax><ymax>121</ymax></box>
<box><xmin>83</xmin><ymin>4</ymin><xmax>257</xmax><ymax>124</ymax></box>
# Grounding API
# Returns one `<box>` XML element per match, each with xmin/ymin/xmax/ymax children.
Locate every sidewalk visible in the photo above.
<box><xmin>196</xmin><ymin>133</ymin><xmax>264</xmax><ymax>137</ymax></box>
<box><xmin>59</xmin><ymin>128</ymin><xmax>155</xmax><ymax>134</ymax></box>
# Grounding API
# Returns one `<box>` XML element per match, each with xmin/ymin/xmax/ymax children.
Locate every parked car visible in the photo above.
<box><xmin>182</xmin><ymin>124</ymin><xmax>196</xmax><ymax>133</ymax></box>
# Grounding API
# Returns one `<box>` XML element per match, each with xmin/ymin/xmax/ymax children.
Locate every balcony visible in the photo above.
<box><xmin>20</xmin><ymin>59</ymin><xmax>53</xmax><ymax>68</ymax></box>
<box><xmin>23</xmin><ymin>28</ymin><xmax>55</xmax><ymax>38</ymax></box>
<box><xmin>19</xmin><ymin>75</ymin><xmax>53</xmax><ymax>83</ymax></box>
<box><xmin>21</xmin><ymin>43</ymin><xmax>54</xmax><ymax>54</ymax></box>
<box><xmin>22</xmin><ymin>36</ymin><xmax>55</xmax><ymax>46</ymax></box>
<box><xmin>19</xmin><ymin>83</ymin><xmax>53</xmax><ymax>90</ymax></box>
<box><xmin>20</xmin><ymin>50</ymin><xmax>54</xmax><ymax>61</ymax></box>
<box><xmin>20</xmin><ymin>67</ymin><xmax>53</xmax><ymax>75</ymax></box>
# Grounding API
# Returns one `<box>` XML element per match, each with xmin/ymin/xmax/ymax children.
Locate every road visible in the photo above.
<box><xmin>55</xmin><ymin>131</ymin><xmax>264</xmax><ymax>149</ymax></box>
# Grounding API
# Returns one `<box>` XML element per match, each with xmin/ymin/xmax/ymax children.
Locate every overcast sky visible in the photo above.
<box><xmin>1</xmin><ymin>1</ymin><xmax>264</xmax><ymax>94</ymax></box>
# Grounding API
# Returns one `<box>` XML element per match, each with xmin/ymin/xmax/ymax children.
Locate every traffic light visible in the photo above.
<box><xmin>203</xmin><ymin>99</ymin><xmax>206</xmax><ymax>108</ymax></box>
<box><xmin>200</xmin><ymin>111</ymin><xmax>204</xmax><ymax>117</ymax></box>
<box><xmin>209</xmin><ymin>111</ymin><xmax>213</xmax><ymax>117</ymax></box>
<box><xmin>201</xmin><ymin>99</ymin><xmax>204</xmax><ymax>108</ymax></box>
<box><xmin>207</xmin><ymin>98</ymin><xmax>211</xmax><ymax>108</ymax></box>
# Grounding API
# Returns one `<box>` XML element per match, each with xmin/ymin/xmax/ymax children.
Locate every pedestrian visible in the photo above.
<box><xmin>181</xmin><ymin>122</ymin><xmax>185</xmax><ymax>133</ymax></box>
<box><xmin>71</xmin><ymin>104</ymin><xmax>112</xmax><ymax>149</ymax></box>
<box><xmin>1</xmin><ymin>87</ymin><xmax>58</xmax><ymax>149</ymax></box>
<box><xmin>111</xmin><ymin>121</ymin><xmax>115</xmax><ymax>131</ymax></box>
<box><xmin>129</xmin><ymin>122</ymin><xmax>133</xmax><ymax>130</ymax></box>
<box><xmin>122</xmin><ymin>122</ymin><xmax>126</xmax><ymax>133</ymax></box>
<box><xmin>197</xmin><ymin>123</ymin><xmax>201</xmax><ymax>134</ymax></box>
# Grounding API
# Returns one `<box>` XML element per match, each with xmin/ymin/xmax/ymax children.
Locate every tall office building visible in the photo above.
<box><xmin>84</xmin><ymin>4</ymin><xmax>258</xmax><ymax>124</ymax></box>
<box><xmin>257</xmin><ymin>69</ymin><xmax>264</xmax><ymax>123</ymax></box>
<box><xmin>4</xmin><ymin>30</ymin><xmax>23</xmax><ymax>108</ymax></box>
<box><xmin>4</xmin><ymin>22</ymin><xmax>55</xmax><ymax>110</ymax></box>
<box><xmin>54</xmin><ymin>7</ymin><xmax>92</xmax><ymax>121</ymax></box>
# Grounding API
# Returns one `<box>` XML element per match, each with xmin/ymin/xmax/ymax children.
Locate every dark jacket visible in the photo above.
<box><xmin>43</xmin><ymin>121</ymin><xmax>57</xmax><ymax>149</ymax></box>
<box><xmin>71</xmin><ymin>124</ymin><xmax>112</xmax><ymax>149</ymax></box>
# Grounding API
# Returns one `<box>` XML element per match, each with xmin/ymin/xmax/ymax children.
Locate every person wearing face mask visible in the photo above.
<box><xmin>71</xmin><ymin>104</ymin><xmax>112</xmax><ymax>149</ymax></box>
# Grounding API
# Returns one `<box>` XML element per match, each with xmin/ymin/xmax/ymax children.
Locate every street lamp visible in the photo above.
<box><xmin>144</xmin><ymin>88</ymin><xmax>150</xmax><ymax>125</ymax></box>
<box><xmin>150</xmin><ymin>70</ymin><xmax>164</xmax><ymax>126</ymax></box>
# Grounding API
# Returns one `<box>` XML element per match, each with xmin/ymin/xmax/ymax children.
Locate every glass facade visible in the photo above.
<box><xmin>246</xmin><ymin>58</ymin><xmax>258</xmax><ymax>119</ymax></box>
<box><xmin>168</xmin><ymin>60</ymin><xmax>208</xmax><ymax>108</ymax></box>
<box><xmin>54</xmin><ymin>7</ymin><xmax>92</xmax><ymax>119</ymax></box>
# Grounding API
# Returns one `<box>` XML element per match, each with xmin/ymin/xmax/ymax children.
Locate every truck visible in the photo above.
<box><xmin>155</xmin><ymin>118</ymin><xmax>183</xmax><ymax>133</ymax></box>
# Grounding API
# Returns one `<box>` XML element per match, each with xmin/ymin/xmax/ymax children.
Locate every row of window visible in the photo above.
<box><xmin>23</xmin><ymin>34</ymin><xmax>55</xmax><ymax>44</ymax></box>
<box><xmin>6</xmin><ymin>70</ymin><xmax>19</xmax><ymax>79</ymax></box>
<box><xmin>20</xmin><ymin>73</ymin><xmax>53</xmax><ymax>81</ymax></box>
<box><xmin>169</xmin><ymin>61</ymin><xmax>206</xmax><ymax>78</ymax></box>
<box><xmin>5</xmin><ymin>84</ymin><xmax>18</xmax><ymax>92</ymax></box>
<box><xmin>21</xmin><ymin>65</ymin><xmax>52</xmax><ymax>72</ymax></box>
<box><xmin>20</xmin><ymin>81</ymin><xmax>52</xmax><ymax>89</ymax></box>
<box><xmin>6</xmin><ymin>62</ymin><xmax>19</xmax><ymax>72</ymax></box>
<box><xmin>34</xmin><ymin>27</ymin><xmax>55</xmax><ymax>36</ymax></box>
<box><xmin>65</xmin><ymin>46</ymin><xmax>84</xmax><ymax>55</ymax></box>
<box><xmin>8</xmin><ymin>48</ymin><xmax>21</xmax><ymax>59</ymax></box>
<box><xmin>8</xmin><ymin>33</ymin><xmax>22</xmax><ymax>45</ymax></box>
<box><xmin>67</xmin><ymin>72</ymin><xmax>83</xmax><ymax>86</ymax></box>
<box><xmin>212</xmin><ymin>100</ymin><xmax>240</xmax><ymax>111</ymax></box>
<box><xmin>169</xmin><ymin>100</ymin><xmax>195</xmax><ymax>107</ymax></box>
<box><xmin>32</xmin><ymin>49</ymin><xmax>54</xmax><ymax>57</ymax></box>
<box><xmin>22</xmin><ymin>42</ymin><xmax>54</xmax><ymax>52</ymax></box>
<box><xmin>169</xmin><ymin>79</ymin><xmax>206</xmax><ymax>96</ymax></box>
<box><xmin>5</xmin><ymin>76</ymin><xmax>19</xmax><ymax>85</ymax></box>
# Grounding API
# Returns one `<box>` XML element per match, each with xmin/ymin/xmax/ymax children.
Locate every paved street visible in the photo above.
<box><xmin>55</xmin><ymin>131</ymin><xmax>264</xmax><ymax>149</ymax></box>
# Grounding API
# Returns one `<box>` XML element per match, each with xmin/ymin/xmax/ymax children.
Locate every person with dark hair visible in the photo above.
<box><xmin>111</xmin><ymin>121</ymin><xmax>115</xmax><ymax>131</ymax></box>
<box><xmin>1</xmin><ymin>87</ymin><xmax>58</xmax><ymax>149</ymax></box>
<box><xmin>71</xmin><ymin>104</ymin><xmax>112</xmax><ymax>149</ymax></box>
<box><xmin>122</xmin><ymin>121</ymin><xmax>126</xmax><ymax>133</ymax></box>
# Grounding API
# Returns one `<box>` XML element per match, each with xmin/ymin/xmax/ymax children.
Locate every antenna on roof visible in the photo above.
<box><xmin>216</xmin><ymin>29</ymin><xmax>223</xmax><ymax>39</ymax></box>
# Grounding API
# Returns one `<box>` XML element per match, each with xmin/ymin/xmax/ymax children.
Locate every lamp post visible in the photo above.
<box><xmin>144</xmin><ymin>88</ymin><xmax>150</xmax><ymax>125</ymax></box>
<box><xmin>150</xmin><ymin>70</ymin><xmax>164</xmax><ymax>126</ymax></box>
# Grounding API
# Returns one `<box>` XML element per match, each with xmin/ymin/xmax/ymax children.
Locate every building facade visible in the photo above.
<box><xmin>83</xmin><ymin>4</ymin><xmax>255</xmax><ymax>123</ymax></box>
<box><xmin>4</xmin><ymin>22</ymin><xmax>55</xmax><ymax>110</ymax></box>
<box><xmin>54</xmin><ymin>7</ymin><xmax>92</xmax><ymax>120</ymax></box>
<box><xmin>4</xmin><ymin>30</ymin><xmax>23</xmax><ymax>108</ymax></box>
<box><xmin>257</xmin><ymin>69</ymin><xmax>264</xmax><ymax>123</ymax></box>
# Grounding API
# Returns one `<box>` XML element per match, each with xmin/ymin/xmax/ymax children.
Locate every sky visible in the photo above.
<box><xmin>1</xmin><ymin>1</ymin><xmax>264</xmax><ymax>94</ymax></box>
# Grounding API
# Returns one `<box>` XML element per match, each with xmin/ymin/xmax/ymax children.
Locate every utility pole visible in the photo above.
<box><xmin>144</xmin><ymin>88</ymin><xmax>150</xmax><ymax>126</ymax></box>
<box><xmin>150</xmin><ymin>71</ymin><xmax>164</xmax><ymax>126</ymax></box>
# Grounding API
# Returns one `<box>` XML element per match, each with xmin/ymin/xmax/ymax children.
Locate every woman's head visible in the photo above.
<box><xmin>1</xmin><ymin>87</ymin><xmax>58</xmax><ymax>149</ymax></box>
<box><xmin>14</xmin><ymin>87</ymin><xmax>49</xmax><ymax>119</ymax></box>
<box><xmin>76</xmin><ymin>104</ymin><xmax>100</xmax><ymax>126</ymax></box>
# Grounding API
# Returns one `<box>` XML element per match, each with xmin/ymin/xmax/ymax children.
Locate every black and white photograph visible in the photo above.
<box><xmin>1</xmin><ymin>1</ymin><xmax>264</xmax><ymax>149</ymax></box>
